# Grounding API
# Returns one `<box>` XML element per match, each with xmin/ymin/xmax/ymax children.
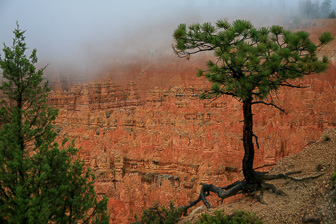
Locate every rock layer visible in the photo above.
<box><xmin>50</xmin><ymin>68</ymin><xmax>335</xmax><ymax>223</ymax></box>
<box><xmin>48</xmin><ymin>20</ymin><xmax>336</xmax><ymax>223</ymax></box>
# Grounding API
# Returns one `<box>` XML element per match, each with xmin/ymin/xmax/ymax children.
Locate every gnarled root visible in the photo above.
<box><xmin>184</xmin><ymin>181</ymin><xmax>246</xmax><ymax>210</ymax></box>
<box><xmin>182</xmin><ymin>170</ymin><xmax>325</xmax><ymax>213</ymax></box>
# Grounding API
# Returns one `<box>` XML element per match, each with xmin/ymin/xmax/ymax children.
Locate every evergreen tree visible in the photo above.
<box><xmin>299</xmin><ymin>0</ymin><xmax>321</xmax><ymax>19</ymax></box>
<box><xmin>321</xmin><ymin>0</ymin><xmax>332</xmax><ymax>18</ymax></box>
<box><xmin>0</xmin><ymin>24</ymin><xmax>109</xmax><ymax>223</ymax></box>
<box><xmin>173</xmin><ymin>19</ymin><xmax>333</xmax><ymax>209</ymax></box>
<box><xmin>329</xmin><ymin>9</ymin><xmax>336</xmax><ymax>18</ymax></box>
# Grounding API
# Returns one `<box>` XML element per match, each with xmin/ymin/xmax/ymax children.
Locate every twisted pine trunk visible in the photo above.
<box><xmin>242</xmin><ymin>98</ymin><xmax>256</xmax><ymax>184</ymax></box>
<box><xmin>181</xmin><ymin>97</ymin><xmax>310</xmax><ymax>211</ymax></box>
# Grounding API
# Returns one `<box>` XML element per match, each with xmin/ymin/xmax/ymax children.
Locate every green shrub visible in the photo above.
<box><xmin>322</xmin><ymin>135</ymin><xmax>331</xmax><ymax>142</ymax></box>
<box><xmin>197</xmin><ymin>210</ymin><xmax>263</xmax><ymax>224</ymax></box>
<box><xmin>132</xmin><ymin>202</ymin><xmax>183</xmax><ymax>224</ymax></box>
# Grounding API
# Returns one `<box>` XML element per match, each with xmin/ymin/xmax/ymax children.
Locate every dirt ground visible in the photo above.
<box><xmin>178</xmin><ymin>128</ymin><xmax>336</xmax><ymax>224</ymax></box>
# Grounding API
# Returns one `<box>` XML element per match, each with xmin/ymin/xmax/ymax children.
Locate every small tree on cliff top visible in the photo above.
<box><xmin>0</xmin><ymin>24</ymin><xmax>109</xmax><ymax>223</ymax></box>
<box><xmin>173</xmin><ymin>19</ymin><xmax>333</xmax><ymax>210</ymax></box>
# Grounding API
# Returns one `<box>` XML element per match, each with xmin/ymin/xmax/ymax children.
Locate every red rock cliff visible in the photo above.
<box><xmin>49</xmin><ymin>19</ymin><xmax>336</xmax><ymax>223</ymax></box>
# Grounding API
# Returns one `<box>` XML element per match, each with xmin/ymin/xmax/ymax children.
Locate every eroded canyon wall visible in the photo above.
<box><xmin>50</xmin><ymin>68</ymin><xmax>335</xmax><ymax>223</ymax></box>
<box><xmin>48</xmin><ymin>20</ymin><xmax>336</xmax><ymax>223</ymax></box>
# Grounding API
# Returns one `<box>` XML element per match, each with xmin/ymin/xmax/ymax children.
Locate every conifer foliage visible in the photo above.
<box><xmin>0</xmin><ymin>24</ymin><xmax>109</xmax><ymax>223</ymax></box>
<box><xmin>173</xmin><ymin>19</ymin><xmax>333</xmax><ymax>209</ymax></box>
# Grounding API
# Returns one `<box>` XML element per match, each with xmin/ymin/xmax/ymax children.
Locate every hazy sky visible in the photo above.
<box><xmin>0</xmin><ymin>0</ymin><xmax>332</xmax><ymax>77</ymax></box>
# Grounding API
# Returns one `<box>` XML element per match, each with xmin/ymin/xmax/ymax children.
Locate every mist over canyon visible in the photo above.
<box><xmin>45</xmin><ymin>19</ymin><xmax>336</xmax><ymax>223</ymax></box>
<box><xmin>0</xmin><ymin>0</ymin><xmax>324</xmax><ymax>80</ymax></box>
<box><xmin>1</xmin><ymin>1</ymin><xmax>336</xmax><ymax>223</ymax></box>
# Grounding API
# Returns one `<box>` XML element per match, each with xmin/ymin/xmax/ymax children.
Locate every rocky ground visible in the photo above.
<box><xmin>179</xmin><ymin>128</ymin><xmax>336</xmax><ymax>224</ymax></box>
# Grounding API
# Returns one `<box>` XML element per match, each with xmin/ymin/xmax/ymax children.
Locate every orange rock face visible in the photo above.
<box><xmin>49</xmin><ymin>20</ymin><xmax>336</xmax><ymax>223</ymax></box>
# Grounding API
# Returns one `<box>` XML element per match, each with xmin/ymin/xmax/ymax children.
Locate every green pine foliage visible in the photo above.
<box><xmin>174</xmin><ymin>19</ymin><xmax>333</xmax><ymax>186</ymax></box>
<box><xmin>173</xmin><ymin>19</ymin><xmax>334</xmax><ymax>101</ymax></box>
<box><xmin>132</xmin><ymin>202</ymin><xmax>184</xmax><ymax>224</ymax></box>
<box><xmin>196</xmin><ymin>210</ymin><xmax>263</xmax><ymax>224</ymax></box>
<box><xmin>0</xmin><ymin>23</ymin><xmax>109</xmax><ymax>223</ymax></box>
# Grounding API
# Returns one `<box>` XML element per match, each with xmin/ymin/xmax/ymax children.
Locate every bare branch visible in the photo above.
<box><xmin>252</xmin><ymin>100</ymin><xmax>287</xmax><ymax>114</ymax></box>
<box><xmin>252</xmin><ymin>133</ymin><xmax>260</xmax><ymax>149</ymax></box>
<box><xmin>173</xmin><ymin>41</ymin><xmax>216</xmax><ymax>59</ymax></box>
<box><xmin>202</xmin><ymin>89</ymin><xmax>238</xmax><ymax>103</ymax></box>
<box><xmin>217</xmin><ymin>90</ymin><xmax>238</xmax><ymax>97</ymax></box>
<box><xmin>254</xmin><ymin>163</ymin><xmax>277</xmax><ymax>170</ymax></box>
<box><xmin>279</xmin><ymin>82</ymin><xmax>310</xmax><ymax>88</ymax></box>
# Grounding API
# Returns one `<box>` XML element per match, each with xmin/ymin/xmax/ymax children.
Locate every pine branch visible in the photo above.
<box><xmin>253</xmin><ymin>133</ymin><xmax>260</xmax><ymax>149</ymax></box>
<box><xmin>279</xmin><ymin>82</ymin><xmax>309</xmax><ymax>88</ymax></box>
<box><xmin>254</xmin><ymin>163</ymin><xmax>277</xmax><ymax>170</ymax></box>
<box><xmin>252</xmin><ymin>100</ymin><xmax>287</xmax><ymax>114</ymax></box>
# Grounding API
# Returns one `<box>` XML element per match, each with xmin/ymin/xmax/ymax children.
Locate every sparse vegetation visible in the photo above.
<box><xmin>322</xmin><ymin>134</ymin><xmax>331</xmax><ymax>142</ymax></box>
<box><xmin>132</xmin><ymin>204</ymin><xmax>263</xmax><ymax>224</ymax></box>
<box><xmin>132</xmin><ymin>202</ymin><xmax>183</xmax><ymax>224</ymax></box>
<box><xmin>196</xmin><ymin>210</ymin><xmax>263</xmax><ymax>224</ymax></box>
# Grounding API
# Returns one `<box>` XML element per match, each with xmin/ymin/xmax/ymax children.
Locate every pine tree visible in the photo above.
<box><xmin>299</xmin><ymin>0</ymin><xmax>321</xmax><ymax>19</ymax></box>
<box><xmin>173</xmin><ymin>19</ymin><xmax>333</xmax><ymax>210</ymax></box>
<box><xmin>0</xmin><ymin>23</ymin><xmax>109</xmax><ymax>223</ymax></box>
<box><xmin>321</xmin><ymin>0</ymin><xmax>332</xmax><ymax>18</ymax></box>
<box><xmin>329</xmin><ymin>9</ymin><xmax>336</xmax><ymax>18</ymax></box>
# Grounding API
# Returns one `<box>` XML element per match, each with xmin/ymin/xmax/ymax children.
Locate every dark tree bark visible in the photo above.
<box><xmin>242</xmin><ymin>97</ymin><xmax>256</xmax><ymax>184</ymax></box>
<box><xmin>173</xmin><ymin>19</ymin><xmax>333</xmax><ymax>213</ymax></box>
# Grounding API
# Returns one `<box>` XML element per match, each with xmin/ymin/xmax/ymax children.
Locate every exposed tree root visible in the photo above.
<box><xmin>302</xmin><ymin>213</ymin><xmax>321</xmax><ymax>224</ymax></box>
<box><xmin>183</xmin><ymin>170</ymin><xmax>325</xmax><ymax>212</ymax></box>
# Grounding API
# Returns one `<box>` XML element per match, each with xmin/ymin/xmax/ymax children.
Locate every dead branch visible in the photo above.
<box><xmin>252</xmin><ymin>133</ymin><xmax>260</xmax><ymax>149</ymax></box>
<box><xmin>253</xmin><ymin>163</ymin><xmax>277</xmax><ymax>170</ymax></box>
<box><xmin>261</xmin><ymin>171</ymin><xmax>324</xmax><ymax>181</ymax></box>
<box><xmin>252</xmin><ymin>100</ymin><xmax>287</xmax><ymax>114</ymax></box>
